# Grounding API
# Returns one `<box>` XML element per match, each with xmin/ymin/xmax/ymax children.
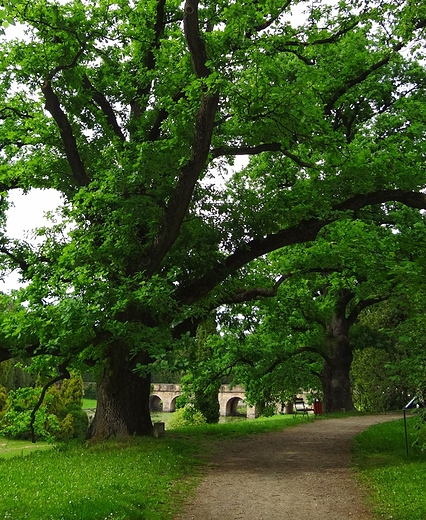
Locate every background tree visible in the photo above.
<box><xmin>179</xmin><ymin>315</ymin><xmax>221</xmax><ymax>423</ymax></box>
<box><xmin>0</xmin><ymin>358</ymin><xmax>34</xmax><ymax>390</ymax></box>
<box><xmin>0</xmin><ymin>1</ymin><xmax>425</xmax><ymax>438</ymax></box>
<box><xmin>213</xmin><ymin>213</ymin><xmax>426</xmax><ymax>412</ymax></box>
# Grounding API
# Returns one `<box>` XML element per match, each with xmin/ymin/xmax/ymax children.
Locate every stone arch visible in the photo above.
<box><xmin>169</xmin><ymin>396</ymin><xmax>178</xmax><ymax>412</ymax></box>
<box><xmin>225</xmin><ymin>396</ymin><xmax>246</xmax><ymax>416</ymax></box>
<box><xmin>149</xmin><ymin>394</ymin><xmax>163</xmax><ymax>412</ymax></box>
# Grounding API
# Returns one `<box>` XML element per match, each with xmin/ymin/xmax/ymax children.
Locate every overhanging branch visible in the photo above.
<box><xmin>347</xmin><ymin>295</ymin><xmax>390</xmax><ymax>327</ymax></box>
<box><xmin>220</xmin><ymin>274</ymin><xmax>290</xmax><ymax>305</ymax></box>
<box><xmin>211</xmin><ymin>143</ymin><xmax>315</xmax><ymax>168</ymax></box>
<box><xmin>176</xmin><ymin>190</ymin><xmax>426</xmax><ymax>305</ymax></box>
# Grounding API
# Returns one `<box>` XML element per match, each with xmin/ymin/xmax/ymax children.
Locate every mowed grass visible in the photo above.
<box><xmin>0</xmin><ymin>437</ymin><xmax>51</xmax><ymax>459</ymax></box>
<box><xmin>82</xmin><ymin>398</ymin><xmax>97</xmax><ymax>410</ymax></box>
<box><xmin>0</xmin><ymin>414</ymin><xmax>310</xmax><ymax>520</ymax></box>
<box><xmin>353</xmin><ymin>414</ymin><xmax>426</xmax><ymax>520</ymax></box>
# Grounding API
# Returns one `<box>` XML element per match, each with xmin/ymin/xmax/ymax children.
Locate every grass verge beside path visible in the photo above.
<box><xmin>0</xmin><ymin>414</ymin><xmax>310</xmax><ymax>520</ymax></box>
<box><xmin>353</xmin><ymin>415</ymin><xmax>426</xmax><ymax>520</ymax></box>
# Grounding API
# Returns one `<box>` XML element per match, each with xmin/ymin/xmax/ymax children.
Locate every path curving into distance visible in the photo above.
<box><xmin>176</xmin><ymin>414</ymin><xmax>401</xmax><ymax>520</ymax></box>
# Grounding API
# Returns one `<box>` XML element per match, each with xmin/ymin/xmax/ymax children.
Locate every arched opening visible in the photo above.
<box><xmin>169</xmin><ymin>396</ymin><xmax>178</xmax><ymax>412</ymax></box>
<box><xmin>225</xmin><ymin>397</ymin><xmax>246</xmax><ymax>416</ymax></box>
<box><xmin>149</xmin><ymin>394</ymin><xmax>163</xmax><ymax>412</ymax></box>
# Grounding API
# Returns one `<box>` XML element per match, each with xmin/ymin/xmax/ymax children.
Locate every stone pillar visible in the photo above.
<box><xmin>153</xmin><ymin>422</ymin><xmax>165</xmax><ymax>438</ymax></box>
<box><xmin>246</xmin><ymin>405</ymin><xmax>258</xmax><ymax>419</ymax></box>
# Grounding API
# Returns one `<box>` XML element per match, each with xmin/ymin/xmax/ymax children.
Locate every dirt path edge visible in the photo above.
<box><xmin>175</xmin><ymin>413</ymin><xmax>402</xmax><ymax>520</ymax></box>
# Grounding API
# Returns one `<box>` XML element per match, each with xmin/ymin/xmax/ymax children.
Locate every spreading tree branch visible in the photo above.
<box><xmin>176</xmin><ymin>190</ymin><xmax>426</xmax><ymax>305</ymax></box>
<box><xmin>130</xmin><ymin>0</ymin><xmax>166</xmax><ymax>120</ymax></box>
<box><xmin>46</xmin><ymin>45</ymin><xmax>86</xmax><ymax>82</ymax></box>
<box><xmin>211</xmin><ymin>143</ymin><xmax>315</xmax><ymax>168</ymax></box>
<box><xmin>30</xmin><ymin>361</ymin><xmax>70</xmax><ymax>443</ymax></box>
<box><xmin>142</xmin><ymin>0</ymin><xmax>219</xmax><ymax>275</ymax></box>
<box><xmin>0</xmin><ymin>344</ymin><xmax>41</xmax><ymax>363</ymax></box>
<box><xmin>257</xmin><ymin>344</ymin><xmax>330</xmax><ymax>378</ymax></box>
<box><xmin>147</xmin><ymin>91</ymin><xmax>185</xmax><ymax>142</ymax></box>
<box><xmin>41</xmin><ymin>81</ymin><xmax>91</xmax><ymax>187</ymax></box>
<box><xmin>0</xmin><ymin>106</ymin><xmax>33</xmax><ymax>119</ymax></box>
<box><xmin>0</xmin><ymin>245</ymin><xmax>30</xmax><ymax>272</ymax></box>
<box><xmin>324</xmin><ymin>15</ymin><xmax>426</xmax><ymax>114</ymax></box>
<box><xmin>172</xmin><ymin>269</ymin><xmax>337</xmax><ymax>339</ymax></box>
<box><xmin>324</xmin><ymin>48</ymin><xmax>403</xmax><ymax>114</ymax></box>
<box><xmin>246</xmin><ymin>1</ymin><xmax>292</xmax><ymax>36</ymax></box>
<box><xmin>347</xmin><ymin>295</ymin><xmax>390</xmax><ymax>327</ymax></box>
<box><xmin>220</xmin><ymin>274</ymin><xmax>290</xmax><ymax>305</ymax></box>
<box><xmin>82</xmin><ymin>76</ymin><xmax>126</xmax><ymax>142</ymax></box>
<box><xmin>272</xmin><ymin>19</ymin><xmax>360</xmax><ymax>50</ymax></box>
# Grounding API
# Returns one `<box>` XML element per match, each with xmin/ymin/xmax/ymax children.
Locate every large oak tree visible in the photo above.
<box><xmin>0</xmin><ymin>0</ymin><xmax>425</xmax><ymax>438</ymax></box>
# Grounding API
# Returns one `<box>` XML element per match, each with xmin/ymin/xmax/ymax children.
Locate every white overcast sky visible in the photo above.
<box><xmin>6</xmin><ymin>189</ymin><xmax>62</xmax><ymax>241</ymax></box>
<box><xmin>2</xmin><ymin>189</ymin><xmax>63</xmax><ymax>293</ymax></box>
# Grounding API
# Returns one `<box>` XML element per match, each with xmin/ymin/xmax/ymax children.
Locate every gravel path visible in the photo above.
<box><xmin>176</xmin><ymin>413</ymin><xmax>401</xmax><ymax>520</ymax></box>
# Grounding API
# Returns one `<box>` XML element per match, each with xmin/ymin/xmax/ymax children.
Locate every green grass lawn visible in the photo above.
<box><xmin>82</xmin><ymin>398</ymin><xmax>97</xmax><ymax>410</ymax></box>
<box><xmin>353</xmin><ymin>414</ymin><xmax>426</xmax><ymax>520</ymax></box>
<box><xmin>4</xmin><ymin>412</ymin><xmax>420</xmax><ymax>520</ymax></box>
<box><xmin>0</xmin><ymin>414</ymin><xmax>309</xmax><ymax>520</ymax></box>
<box><xmin>0</xmin><ymin>437</ymin><xmax>51</xmax><ymax>460</ymax></box>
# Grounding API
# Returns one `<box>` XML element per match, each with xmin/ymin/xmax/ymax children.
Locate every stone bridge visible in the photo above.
<box><xmin>150</xmin><ymin>384</ymin><xmax>257</xmax><ymax>418</ymax></box>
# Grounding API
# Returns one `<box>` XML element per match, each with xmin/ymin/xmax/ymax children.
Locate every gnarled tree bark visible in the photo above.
<box><xmin>87</xmin><ymin>344</ymin><xmax>153</xmax><ymax>440</ymax></box>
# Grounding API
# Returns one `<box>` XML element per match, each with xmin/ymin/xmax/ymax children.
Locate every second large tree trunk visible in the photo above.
<box><xmin>321</xmin><ymin>301</ymin><xmax>356</xmax><ymax>413</ymax></box>
<box><xmin>87</xmin><ymin>344</ymin><xmax>153</xmax><ymax>441</ymax></box>
<box><xmin>321</xmin><ymin>340</ymin><xmax>355</xmax><ymax>412</ymax></box>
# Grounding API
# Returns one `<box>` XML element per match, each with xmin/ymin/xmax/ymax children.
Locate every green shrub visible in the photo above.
<box><xmin>351</xmin><ymin>347</ymin><xmax>406</xmax><ymax>412</ymax></box>
<box><xmin>413</xmin><ymin>407</ymin><xmax>426</xmax><ymax>451</ymax></box>
<box><xmin>0</xmin><ymin>387</ymin><xmax>60</xmax><ymax>441</ymax></box>
<box><xmin>61</xmin><ymin>373</ymin><xmax>84</xmax><ymax>407</ymax></box>
<box><xmin>0</xmin><ymin>384</ymin><xmax>7</xmax><ymax>414</ymax></box>
<box><xmin>59</xmin><ymin>404</ymin><xmax>89</xmax><ymax>440</ymax></box>
<box><xmin>259</xmin><ymin>403</ymin><xmax>277</xmax><ymax>417</ymax></box>
<box><xmin>84</xmin><ymin>382</ymin><xmax>97</xmax><ymax>399</ymax></box>
<box><xmin>57</xmin><ymin>413</ymin><xmax>74</xmax><ymax>441</ymax></box>
<box><xmin>56</xmin><ymin>406</ymin><xmax>88</xmax><ymax>441</ymax></box>
<box><xmin>0</xmin><ymin>373</ymin><xmax>89</xmax><ymax>442</ymax></box>
<box><xmin>167</xmin><ymin>405</ymin><xmax>207</xmax><ymax>429</ymax></box>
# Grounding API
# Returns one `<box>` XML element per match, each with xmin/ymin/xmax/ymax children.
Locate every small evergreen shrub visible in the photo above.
<box><xmin>84</xmin><ymin>382</ymin><xmax>97</xmax><ymax>400</ymax></box>
<box><xmin>59</xmin><ymin>404</ymin><xmax>89</xmax><ymax>440</ymax></box>
<box><xmin>0</xmin><ymin>384</ymin><xmax>7</xmax><ymax>414</ymax></box>
<box><xmin>56</xmin><ymin>407</ymin><xmax>88</xmax><ymax>441</ymax></box>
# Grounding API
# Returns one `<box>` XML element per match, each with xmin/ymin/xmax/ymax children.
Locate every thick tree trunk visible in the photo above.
<box><xmin>321</xmin><ymin>295</ymin><xmax>356</xmax><ymax>413</ymax></box>
<box><xmin>87</xmin><ymin>344</ymin><xmax>153</xmax><ymax>440</ymax></box>
<box><xmin>321</xmin><ymin>338</ymin><xmax>355</xmax><ymax>413</ymax></box>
